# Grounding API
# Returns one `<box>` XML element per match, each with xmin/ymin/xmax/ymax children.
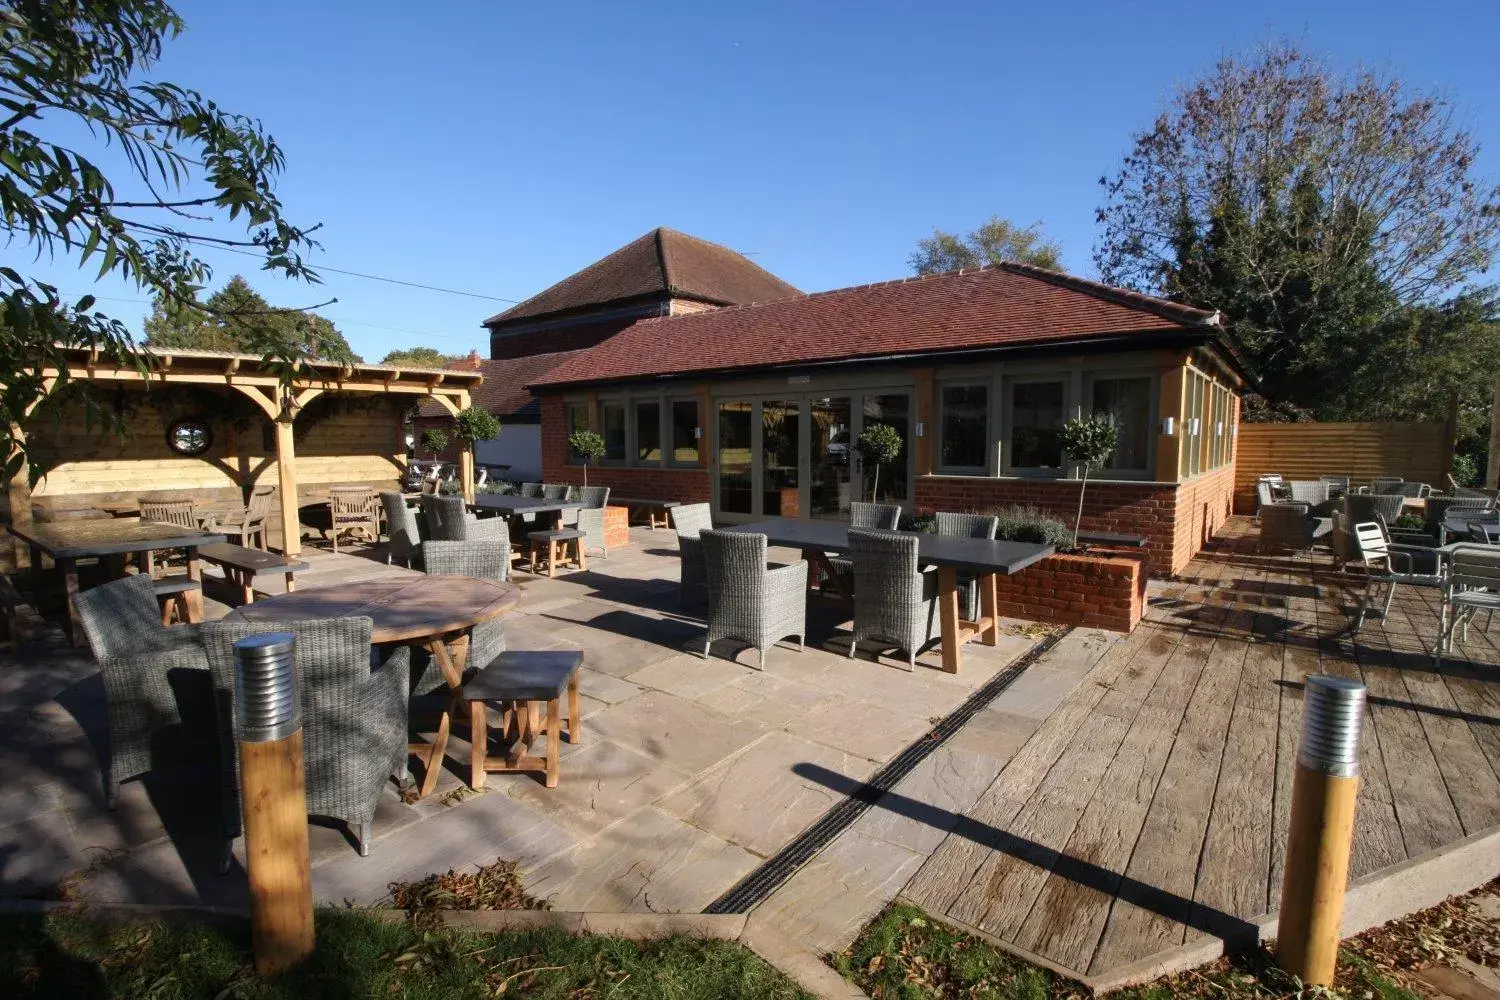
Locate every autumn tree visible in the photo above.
<box><xmin>0</xmin><ymin>1</ymin><xmax>323</xmax><ymax>481</ymax></box>
<box><xmin>144</xmin><ymin>275</ymin><xmax>360</xmax><ymax>362</ymax></box>
<box><xmin>1094</xmin><ymin>41</ymin><xmax>1500</xmax><ymax>419</ymax></box>
<box><xmin>910</xmin><ymin>217</ymin><xmax>1062</xmax><ymax>274</ymax></box>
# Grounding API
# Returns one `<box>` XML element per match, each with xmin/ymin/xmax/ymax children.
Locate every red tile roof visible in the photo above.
<box><xmin>418</xmin><ymin>349</ymin><xmax>589</xmax><ymax>419</ymax></box>
<box><xmin>531</xmin><ymin>262</ymin><xmax>1219</xmax><ymax>388</ymax></box>
<box><xmin>483</xmin><ymin>227</ymin><xmax>802</xmax><ymax>326</ymax></box>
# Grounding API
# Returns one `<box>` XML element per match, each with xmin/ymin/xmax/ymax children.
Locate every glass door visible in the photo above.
<box><xmin>808</xmin><ymin>395</ymin><xmax>853</xmax><ymax>519</ymax></box>
<box><xmin>859</xmin><ymin>393</ymin><xmax>912</xmax><ymax>508</ymax></box>
<box><xmin>761</xmin><ymin>399</ymin><xmax>801</xmax><ymax>516</ymax></box>
<box><xmin>716</xmin><ymin>400</ymin><xmax>754</xmax><ymax>516</ymax></box>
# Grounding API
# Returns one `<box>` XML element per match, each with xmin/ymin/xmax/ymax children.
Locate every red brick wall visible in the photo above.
<box><xmin>539</xmin><ymin>395</ymin><xmax>711</xmax><ymax>502</ymax></box>
<box><xmin>1171</xmin><ymin>463</ymin><xmax>1236</xmax><ymax>572</ymax></box>
<box><xmin>991</xmin><ymin>551</ymin><xmax>1146</xmax><ymax>632</ymax></box>
<box><xmin>914</xmin><ymin>476</ymin><xmax>1179</xmax><ymax>575</ymax></box>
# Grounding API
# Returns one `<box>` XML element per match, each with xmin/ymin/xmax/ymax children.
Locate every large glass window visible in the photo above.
<box><xmin>939</xmin><ymin>384</ymin><xmax>988</xmax><ymax>471</ymax></box>
<box><xmin>670</xmin><ymin>399</ymin><xmax>699</xmax><ymax>465</ymax></box>
<box><xmin>1008</xmin><ymin>379</ymin><xmax>1066</xmax><ymax>471</ymax></box>
<box><xmin>862</xmin><ymin>394</ymin><xmax>910</xmax><ymax>504</ymax></box>
<box><xmin>634</xmin><ymin>400</ymin><xmax>661</xmax><ymax>463</ymax></box>
<box><xmin>809</xmin><ymin>396</ymin><xmax>853</xmax><ymax>518</ymax></box>
<box><xmin>717</xmin><ymin>401</ymin><xmax>754</xmax><ymax>514</ymax></box>
<box><xmin>566</xmin><ymin>401</ymin><xmax>589</xmax><ymax>464</ymax></box>
<box><xmin>1090</xmin><ymin>376</ymin><xmax>1151</xmax><ymax>474</ymax></box>
<box><xmin>1183</xmin><ymin>372</ymin><xmax>1204</xmax><ymax>478</ymax></box>
<box><xmin>761</xmin><ymin>400</ymin><xmax>800</xmax><ymax>516</ymax></box>
<box><xmin>600</xmin><ymin>402</ymin><xmax>626</xmax><ymax>462</ymax></box>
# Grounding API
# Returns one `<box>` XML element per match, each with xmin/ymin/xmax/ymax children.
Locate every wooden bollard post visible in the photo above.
<box><xmin>234</xmin><ymin>632</ymin><xmax>314</xmax><ymax>975</ymax></box>
<box><xmin>1277</xmin><ymin>675</ymin><xmax>1366</xmax><ymax>987</ymax></box>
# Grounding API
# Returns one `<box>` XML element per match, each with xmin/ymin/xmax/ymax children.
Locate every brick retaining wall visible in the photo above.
<box><xmin>992</xmin><ymin>550</ymin><xmax>1146</xmax><ymax>632</ymax></box>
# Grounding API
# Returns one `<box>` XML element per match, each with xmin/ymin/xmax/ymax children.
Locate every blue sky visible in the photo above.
<box><xmin>29</xmin><ymin>0</ymin><xmax>1500</xmax><ymax>362</ymax></box>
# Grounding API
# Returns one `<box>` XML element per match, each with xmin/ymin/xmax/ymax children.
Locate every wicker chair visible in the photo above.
<box><xmin>1320</xmin><ymin>475</ymin><xmax>1350</xmax><ymax>498</ymax></box>
<box><xmin>381</xmin><ymin>492</ymin><xmax>423</xmax><ymax>568</ymax></box>
<box><xmin>215</xmin><ymin>486</ymin><xmax>274</xmax><ymax>549</ymax></box>
<box><xmin>74</xmin><ymin>573</ymin><xmax>213</xmax><ymax>808</ymax></box>
<box><xmin>1346</xmin><ymin>493</ymin><xmax>1405</xmax><ymax>528</ymax></box>
<box><xmin>826</xmin><ymin>502</ymin><xmax>903</xmax><ymax>583</ymax></box>
<box><xmin>934</xmin><ymin>511</ymin><xmax>999</xmax><ymax>620</ymax></box>
<box><xmin>1371</xmin><ymin>476</ymin><xmax>1404</xmax><ymax>494</ymax></box>
<box><xmin>1437</xmin><ymin>545</ymin><xmax>1500</xmax><ymax>664</ymax></box>
<box><xmin>545</xmin><ymin>484</ymin><xmax>580</xmax><ymax>527</ymax></box>
<box><xmin>1258</xmin><ymin>502</ymin><xmax>1315</xmax><ymax>551</ymax></box>
<box><xmin>1396</xmin><ymin>482</ymin><xmax>1431</xmax><ymax>499</ymax></box>
<box><xmin>1255</xmin><ymin>481</ymin><xmax>1277</xmax><ymax>516</ymax></box>
<box><xmin>204</xmin><ymin>616</ymin><xmax>410</xmax><ymax>861</ymax></box>
<box><xmin>517</xmin><ymin>482</ymin><xmax>544</xmax><ymax>525</ymax></box>
<box><xmin>698</xmin><ymin>530</ymin><xmax>806</xmax><ymax>670</ymax></box>
<box><xmin>574</xmin><ymin>485</ymin><xmax>611</xmax><ymax>557</ymax></box>
<box><xmin>1287</xmin><ymin>480</ymin><xmax>1328</xmax><ymax>505</ymax></box>
<box><xmin>1429</xmin><ymin>495</ymin><xmax>1495</xmax><ymax>544</ymax></box>
<box><xmin>673</xmin><ymin>502</ymin><xmax>713</xmax><ymax>606</ymax></box>
<box><xmin>846</xmin><ymin>528</ymin><xmax>941</xmax><ymax>671</ymax></box>
<box><xmin>416</xmin><ymin>540</ymin><xmax>509</xmax><ymax>694</ymax></box>
<box><xmin>419</xmin><ymin>494</ymin><xmax>508</xmax><ymax>543</ymax></box>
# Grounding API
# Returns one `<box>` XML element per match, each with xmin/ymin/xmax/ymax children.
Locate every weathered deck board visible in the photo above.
<box><xmin>905</xmin><ymin>518</ymin><xmax>1500</xmax><ymax>982</ymax></box>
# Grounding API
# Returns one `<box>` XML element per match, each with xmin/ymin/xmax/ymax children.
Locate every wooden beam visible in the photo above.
<box><xmin>292</xmin><ymin>387</ymin><xmax>324</xmax><ymax>412</ymax></box>
<box><xmin>1155</xmin><ymin>358</ymin><xmax>1188</xmax><ymax>482</ymax></box>
<box><xmin>273</xmin><ymin>418</ymin><xmax>301</xmax><ymax>557</ymax></box>
<box><xmin>230</xmin><ymin>384</ymin><xmax>280</xmax><ymax>421</ymax></box>
<box><xmin>695</xmin><ymin>384</ymin><xmax>711</xmax><ymax>469</ymax></box>
<box><xmin>913</xmin><ymin>368</ymin><xmax>934</xmax><ymax>477</ymax></box>
<box><xmin>586</xmin><ymin>391</ymin><xmax>600</xmax><ymax>433</ymax></box>
<box><xmin>224</xmin><ymin>358</ymin><xmax>240</xmax><ymax>378</ymax></box>
<box><xmin>428</xmin><ymin>392</ymin><xmax>460</xmax><ymax>418</ymax></box>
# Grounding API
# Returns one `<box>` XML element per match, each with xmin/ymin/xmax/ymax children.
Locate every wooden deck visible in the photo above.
<box><xmin>902</xmin><ymin>516</ymin><xmax>1500</xmax><ymax>980</ymax></box>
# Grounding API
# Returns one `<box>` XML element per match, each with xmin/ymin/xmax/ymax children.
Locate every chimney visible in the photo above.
<box><xmin>463</xmin><ymin>349</ymin><xmax>481</xmax><ymax>370</ymax></box>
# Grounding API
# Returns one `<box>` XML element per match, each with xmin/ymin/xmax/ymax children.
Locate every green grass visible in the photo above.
<box><xmin>0</xmin><ymin>909</ymin><xmax>813</xmax><ymax>999</ymax></box>
<box><xmin>834</xmin><ymin>903</ymin><xmax>1429</xmax><ymax>1000</ymax></box>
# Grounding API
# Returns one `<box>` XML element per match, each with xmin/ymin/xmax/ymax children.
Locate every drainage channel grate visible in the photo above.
<box><xmin>703</xmin><ymin>627</ymin><xmax>1072</xmax><ymax>914</ymax></box>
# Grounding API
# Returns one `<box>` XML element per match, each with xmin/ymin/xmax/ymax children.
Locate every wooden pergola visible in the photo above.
<box><xmin>22</xmin><ymin>346</ymin><xmax>483</xmax><ymax>557</ymax></box>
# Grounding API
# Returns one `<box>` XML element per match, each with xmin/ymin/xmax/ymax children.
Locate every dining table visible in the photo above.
<box><xmin>724</xmin><ymin>517</ymin><xmax>1053</xmax><ymax>673</ymax></box>
<box><xmin>9</xmin><ymin>517</ymin><xmax>226</xmax><ymax>645</ymax></box>
<box><xmin>223</xmin><ymin>575</ymin><xmax>520</xmax><ymax>797</ymax></box>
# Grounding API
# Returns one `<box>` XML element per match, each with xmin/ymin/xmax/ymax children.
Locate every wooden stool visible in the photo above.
<box><xmin>153</xmin><ymin>577</ymin><xmax>203</xmax><ymax>625</ymax></box>
<box><xmin>462</xmin><ymin>650</ymin><xmax>583</xmax><ymax>789</ymax></box>
<box><xmin>527</xmin><ymin>529</ymin><xmax>586</xmax><ymax>578</ymax></box>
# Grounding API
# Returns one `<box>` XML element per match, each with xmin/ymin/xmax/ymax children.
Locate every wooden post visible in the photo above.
<box><xmin>1487</xmin><ymin>377</ymin><xmax>1500</xmax><ymax>490</ymax></box>
<box><xmin>913</xmin><ymin>369</ymin><xmax>934</xmax><ymax>477</ymax></box>
<box><xmin>273</xmin><ymin>418</ymin><xmax>301</xmax><ymax>557</ymax></box>
<box><xmin>1276</xmin><ymin>675</ymin><xmax>1366</xmax><ymax>987</ymax></box>
<box><xmin>459</xmin><ymin>447</ymin><xmax>475</xmax><ymax>505</ymax></box>
<box><xmin>1155</xmin><ymin>359</ymin><xmax>1187</xmax><ymax>483</ymax></box>
<box><xmin>234</xmin><ymin>632</ymin><xmax>314</xmax><ymax>975</ymax></box>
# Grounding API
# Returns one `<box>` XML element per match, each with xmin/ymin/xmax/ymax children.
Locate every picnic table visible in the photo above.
<box><xmin>8</xmin><ymin>517</ymin><xmax>225</xmax><ymax>645</ymax></box>
<box><xmin>609</xmin><ymin>497</ymin><xmax>681</xmax><ymax>530</ymax></box>
<box><xmin>224</xmin><ymin>575</ymin><xmax>520</xmax><ymax>797</ymax></box>
<box><xmin>725</xmin><ymin>517</ymin><xmax>1052</xmax><ymax>672</ymax></box>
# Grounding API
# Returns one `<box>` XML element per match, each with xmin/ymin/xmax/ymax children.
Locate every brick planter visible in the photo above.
<box><xmin>994</xmin><ymin>550</ymin><xmax>1146</xmax><ymax>633</ymax></box>
<box><xmin>602</xmin><ymin>506</ymin><xmax>630</xmax><ymax>549</ymax></box>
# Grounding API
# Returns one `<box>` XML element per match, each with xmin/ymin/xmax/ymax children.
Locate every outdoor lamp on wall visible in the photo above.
<box><xmin>915</xmin><ymin>421</ymin><xmax>925</xmax><ymax>437</ymax></box>
<box><xmin>1161</xmin><ymin>416</ymin><xmax>1176</xmax><ymax>436</ymax></box>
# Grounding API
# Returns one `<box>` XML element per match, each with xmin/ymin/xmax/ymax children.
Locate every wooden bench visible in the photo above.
<box><xmin>152</xmin><ymin>576</ymin><xmax>204</xmax><ymax>625</ymax></box>
<box><xmin>198</xmin><ymin>542</ymin><xmax>310</xmax><ymax>605</ymax></box>
<box><xmin>610</xmin><ymin>497</ymin><xmax>681</xmax><ymax>530</ymax></box>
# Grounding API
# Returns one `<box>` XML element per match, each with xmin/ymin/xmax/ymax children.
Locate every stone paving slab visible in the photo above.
<box><xmin>849</xmin><ymin>745</ymin><xmax>1009</xmax><ymax>855</ymax></box>
<box><xmin>625</xmin><ymin>651</ymin><xmax>746</xmax><ymax>700</ymax></box>
<box><xmin>523</xmin><ymin>806</ymin><xmax>758</xmax><ymax>913</ymax></box>
<box><xmin>586</xmin><ymin>691</ymin><xmax>765</xmax><ymax>774</ymax></box>
<box><xmin>496</xmin><ymin>738</ymin><xmax>693</xmax><ymax>838</ymax></box>
<box><xmin>785</xmin><ymin>697</ymin><xmax>936</xmax><ymax>763</ymax></box>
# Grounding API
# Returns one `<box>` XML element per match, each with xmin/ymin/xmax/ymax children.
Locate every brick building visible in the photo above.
<box><xmin>414</xmin><ymin>228</ymin><xmax>800</xmax><ymax>479</ymax></box>
<box><xmin>525</xmin><ymin>255</ymin><xmax>1247</xmax><ymax>577</ymax></box>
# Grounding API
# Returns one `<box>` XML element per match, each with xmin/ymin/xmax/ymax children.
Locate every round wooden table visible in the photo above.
<box><xmin>224</xmin><ymin>576</ymin><xmax>520</xmax><ymax>797</ymax></box>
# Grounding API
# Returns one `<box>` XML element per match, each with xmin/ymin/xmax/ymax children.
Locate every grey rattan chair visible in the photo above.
<box><xmin>574</xmin><ymin>485</ymin><xmax>611</xmax><ymax>557</ymax></box>
<box><xmin>673</xmin><ymin>502</ymin><xmax>713</xmax><ymax>606</ymax></box>
<box><xmin>1319</xmin><ymin>475</ymin><xmax>1350</xmax><ymax>497</ymax></box>
<box><xmin>1430</xmin><ymin>495</ymin><xmax>1494</xmax><ymax>544</ymax></box>
<box><xmin>826</xmin><ymin>502</ymin><xmax>904</xmax><ymax>583</ymax></box>
<box><xmin>846</xmin><ymin>528</ymin><xmax>941</xmax><ymax>671</ymax></box>
<box><xmin>381</xmin><ymin>492</ymin><xmax>423</xmax><ymax>568</ymax></box>
<box><xmin>1258</xmin><ymin>502</ymin><xmax>1315</xmax><ymax>551</ymax></box>
<box><xmin>1371</xmin><ymin>476</ymin><xmax>1404</xmax><ymax>495</ymax></box>
<box><xmin>1287</xmin><ymin>480</ymin><xmax>1328</xmax><ymax>505</ymax></box>
<box><xmin>934</xmin><ymin>511</ymin><xmax>998</xmax><ymax>620</ymax></box>
<box><xmin>204</xmin><ymin>616</ymin><xmax>410</xmax><ymax>861</ymax></box>
<box><xmin>517</xmin><ymin>482</ymin><xmax>544</xmax><ymax>525</ymax></box>
<box><xmin>1255</xmin><ymin>481</ymin><xmax>1277</xmax><ymax>516</ymax></box>
<box><xmin>1395</xmin><ymin>481</ymin><xmax>1431</xmax><ymax>499</ymax></box>
<box><xmin>699</xmin><ymin>530</ymin><xmax>806</xmax><ymax>670</ymax></box>
<box><xmin>74</xmin><ymin>573</ymin><xmax>212</xmax><ymax>808</ymax></box>
<box><xmin>419</xmin><ymin>494</ymin><xmax>508</xmax><ymax>543</ymax></box>
<box><xmin>417</xmin><ymin>540</ymin><xmax>508</xmax><ymax>693</ymax></box>
<box><xmin>1346</xmin><ymin>493</ymin><xmax>1405</xmax><ymax>528</ymax></box>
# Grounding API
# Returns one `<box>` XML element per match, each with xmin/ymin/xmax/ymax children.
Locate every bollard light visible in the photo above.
<box><xmin>1277</xmin><ymin>674</ymin><xmax>1367</xmax><ymax>987</ymax></box>
<box><xmin>233</xmin><ymin>632</ymin><xmax>314</xmax><ymax>975</ymax></box>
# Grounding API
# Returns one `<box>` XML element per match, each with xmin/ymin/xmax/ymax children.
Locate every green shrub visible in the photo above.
<box><xmin>1450</xmin><ymin>451</ymin><xmax>1481</xmax><ymax>488</ymax></box>
<box><xmin>452</xmin><ymin>405</ymin><xmax>501</xmax><ymax>444</ymax></box>
<box><xmin>982</xmin><ymin>504</ymin><xmax>1075</xmax><ymax>552</ymax></box>
<box><xmin>418</xmin><ymin>427</ymin><xmax>449</xmax><ymax>457</ymax></box>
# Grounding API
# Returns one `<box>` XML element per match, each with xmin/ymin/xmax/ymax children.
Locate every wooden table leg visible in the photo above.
<box><xmin>284</xmin><ymin>572</ymin><xmax>296</xmax><ymax>593</ymax></box>
<box><xmin>979</xmin><ymin>572</ymin><xmax>999</xmax><ymax>646</ymax></box>
<box><xmin>29</xmin><ymin>544</ymin><xmax>44</xmax><ymax>606</ymax></box>
<box><xmin>938</xmin><ymin>565</ymin><xmax>962</xmax><ymax>673</ymax></box>
<box><xmin>545</xmin><ymin>697</ymin><xmax>562</xmax><ymax>788</ymax></box>
<box><xmin>576</xmin><ymin>538</ymin><xmax>587</xmax><ymax>572</ymax></box>
<box><xmin>547</xmin><ymin>539</ymin><xmax>558</xmax><ymax>579</ymax></box>
<box><xmin>567</xmin><ymin>673</ymin><xmax>582</xmax><ymax>745</ymax></box>
<box><xmin>410</xmin><ymin>633</ymin><xmax>471</xmax><ymax>797</ymax></box>
<box><xmin>469</xmin><ymin>699</ymin><xmax>488</xmax><ymax>790</ymax></box>
<box><xmin>61</xmin><ymin>558</ymin><xmax>82</xmax><ymax>647</ymax></box>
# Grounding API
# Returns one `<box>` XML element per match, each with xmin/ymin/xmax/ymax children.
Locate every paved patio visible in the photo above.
<box><xmin>2</xmin><ymin>517</ymin><xmax>1494</xmax><ymax>986</ymax></box>
<box><xmin>0</xmin><ymin>527</ymin><xmax>1092</xmax><ymax>932</ymax></box>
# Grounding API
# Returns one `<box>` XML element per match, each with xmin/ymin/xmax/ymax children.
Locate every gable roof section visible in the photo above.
<box><xmin>483</xmin><ymin>228</ymin><xmax>802</xmax><ymax>327</ymax></box>
<box><xmin>417</xmin><ymin>350</ymin><xmax>586</xmax><ymax>420</ymax></box>
<box><xmin>531</xmin><ymin>262</ymin><xmax>1219</xmax><ymax>389</ymax></box>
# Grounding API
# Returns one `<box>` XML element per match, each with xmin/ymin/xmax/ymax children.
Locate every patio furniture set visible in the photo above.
<box><xmin>1255</xmin><ymin>474</ymin><xmax>1500</xmax><ymax>663</ymax></box>
<box><xmin>671</xmin><ymin>500</ymin><xmax>1054</xmax><ymax>672</ymax></box>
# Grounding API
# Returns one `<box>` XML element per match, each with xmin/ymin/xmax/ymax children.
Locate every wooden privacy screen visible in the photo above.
<box><xmin>1234</xmin><ymin>421</ymin><xmax>1451</xmax><ymax>508</ymax></box>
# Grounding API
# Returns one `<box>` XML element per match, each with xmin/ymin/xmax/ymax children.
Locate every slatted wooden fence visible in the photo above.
<box><xmin>1234</xmin><ymin>421</ymin><xmax>1451</xmax><ymax>511</ymax></box>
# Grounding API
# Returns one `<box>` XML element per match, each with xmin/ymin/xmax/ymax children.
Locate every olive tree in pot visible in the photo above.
<box><xmin>1058</xmin><ymin>413</ymin><xmax>1117</xmax><ymax>548</ymax></box>
<box><xmin>857</xmin><ymin>423</ymin><xmax>904</xmax><ymax>503</ymax></box>
<box><xmin>569</xmin><ymin>429</ymin><xmax>606</xmax><ymax>487</ymax></box>
<box><xmin>452</xmin><ymin>406</ymin><xmax>501</xmax><ymax>493</ymax></box>
<box><xmin>419</xmin><ymin>427</ymin><xmax>449</xmax><ymax>460</ymax></box>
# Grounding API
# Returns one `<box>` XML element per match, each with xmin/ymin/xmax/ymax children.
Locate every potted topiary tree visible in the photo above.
<box><xmin>1058</xmin><ymin>413</ymin><xmax>1117</xmax><ymax>548</ymax></box>
<box><xmin>451</xmin><ymin>405</ymin><xmax>501</xmax><ymax>496</ymax></box>
<box><xmin>568</xmin><ymin>428</ymin><xmax>606</xmax><ymax>487</ymax></box>
<box><xmin>856</xmin><ymin>423</ymin><xmax>904</xmax><ymax>503</ymax></box>
<box><xmin>418</xmin><ymin>427</ymin><xmax>449</xmax><ymax>461</ymax></box>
